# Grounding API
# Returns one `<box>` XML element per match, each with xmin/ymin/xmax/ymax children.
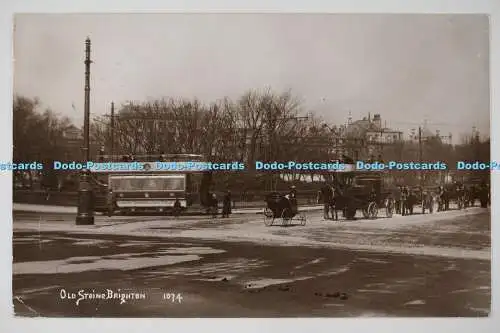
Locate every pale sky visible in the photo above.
<box><xmin>13</xmin><ymin>13</ymin><xmax>490</xmax><ymax>142</ymax></box>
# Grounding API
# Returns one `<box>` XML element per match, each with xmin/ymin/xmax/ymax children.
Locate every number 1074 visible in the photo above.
<box><xmin>163</xmin><ymin>293</ymin><xmax>183</xmax><ymax>303</ymax></box>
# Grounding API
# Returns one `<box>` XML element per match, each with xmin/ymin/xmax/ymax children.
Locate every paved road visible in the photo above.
<box><xmin>12</xmin><ymin>206</ymin><xmax>491</xmax><ymax>317</ymax></box>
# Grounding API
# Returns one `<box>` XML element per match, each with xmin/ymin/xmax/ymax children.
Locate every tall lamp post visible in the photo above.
<box><xmin>76</xmin><ymin>37</ymin><xmax>95</xmax><ymax>225</ymax></box>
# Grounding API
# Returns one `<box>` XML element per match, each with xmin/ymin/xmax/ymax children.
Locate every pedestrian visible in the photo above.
<box><xmin>395</xmin><ymin>186</ymin><xmax>402</xmax><ymax>215</ymax></box>
<box><xmin>316</xmin><ymin>190</ymin><xmax>322</xmax><ymax>204</ymax></box>
<box><xmin>173</xmin><ymin>198</ymin><xmax>182</xmax><ymax>218</ymax></box>
<box><xmin>289</xmin><ymin>185</ymin><xmax>298</xmax><ymax>215</ymax></box>
<box><xmin>210</xmin><ymin>192</ymin><xmax>218</xmax><ymax>218</ymax></box>
<box><xmin>107</xmin><ymin>189</ymin><xmax>115</xmax><ymax>217</ymax></box>
<box><xmin>407</xmin><ymin>188</ymin><xmax>414</xmax><ymax>215</ymax></box>
<box><xmin>479</xmin><ymin>182</ymin><xmax>488</xmax><ymax>208</ymax></box>
<box><xmin>438</xmin><ymin>185</ymin><xmax>445</xmax><ymax>212</ymax></box>
<box><xmin>401</xmin><ymin>186</ymin><xmax>407</xmax><ymax>216</ymax></box>
<box><xmin>426</xmin><ymin>190</ymin><xmax>434</xmax><ymax>214</ymax></box>
<box><xmin>331</xmin><ymin>186</ymin><xmax>338</xmax><ymax>221</ymax></box>
<box><xmin>222</xmin><ymin>190</ymin><xmax>232</xmax><ymax>218</ymax></box>
<box><xmin>487</xmin><ymin>184</ymin><xmax>490</xmax><ymax>207</ymax></box>
<box><xmin>444</xmin><ymin>187</ymin><xmax>450</xmax><ymax>211</ymax></box>
<box><xmin>320</xmin><ymin>182</ymin><xmax>333</xmax><ymax>220</ymax></box>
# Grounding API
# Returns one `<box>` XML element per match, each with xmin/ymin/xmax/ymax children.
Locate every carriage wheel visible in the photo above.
<box><xmin>281</xmin><ymin>208</ymin><xmax>291</xmax><ymax>226</ymax></box>
<box><xmin>264</xmin><ymin>208</ymin><xmax>274</xmax><ymax>226</ymax></box>
<box><xmin>368</xmin><ymin>202</ymin><xmax>378</xmax><ymax>219</ymax></box>
<box><xmin>362</xmin><ymin>207</ymin><xmax>370</xmax><ymax>219</ymax></box>
<box><xmin>298</xmin><ymin>213</ymin><xmax>306</xmax><ymax>226</ymax></box>
<box><xmin>385</xmin><ymin>198</ymin><xmax>394</xmax><ymax>218</ymax></box>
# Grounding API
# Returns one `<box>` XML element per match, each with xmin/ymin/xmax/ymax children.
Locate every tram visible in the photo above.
<box><xmin>90</xmin><ymin>154</ymin><xmax>211</xmax><ymax>215</ymax></box>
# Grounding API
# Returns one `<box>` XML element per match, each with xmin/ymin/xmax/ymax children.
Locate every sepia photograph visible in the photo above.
<box><xmin>11</xmin><ymin>13</ymin><xmax>491</xmax><ymax>317</ymax></box>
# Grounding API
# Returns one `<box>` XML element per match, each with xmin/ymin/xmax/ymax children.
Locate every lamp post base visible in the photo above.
<box><xmin>75</xmin><ymin>169</ymin><xmax>95</xmax><ymax>225</ymax></box>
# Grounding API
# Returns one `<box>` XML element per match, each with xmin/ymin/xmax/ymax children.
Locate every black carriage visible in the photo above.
<box><xmin>263</xmin><ymin>192</ymin><xmax>306</xmax><ymax>226</ymax></box>
<box><xmin>331</xmin><ymin>170</ymin><xmax>395</xmax><ymax>220</ymax></box>
<box><xmin>442</xmin><ymin>183</ymin><xmax>466</xmax><ymax>210</ymax></box>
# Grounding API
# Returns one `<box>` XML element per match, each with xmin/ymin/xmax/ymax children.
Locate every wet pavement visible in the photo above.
<box><xmin>12</xmin><ymin>206</ymin><xmax>491</xmax><ymax>317</ymax></box>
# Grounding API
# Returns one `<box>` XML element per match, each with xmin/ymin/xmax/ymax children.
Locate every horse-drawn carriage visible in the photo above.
<box><xmin>330</xmin><ymin>170</ymin><xmax>395</xmax><ymax>220</ymax></box>
<box><xmin>263</xmin><ymin>192</ymin><xmax>306</xmax><ymax>226</ymax></box>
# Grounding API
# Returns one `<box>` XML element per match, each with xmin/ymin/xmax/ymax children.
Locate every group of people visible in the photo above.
<box><xmin>435</xmin><ymin>182</ymin><xmax>490</xmax><ymax>210</ymax></box>
<box><xmin>394</xmin><ymin>186</ymin><xmax>432</xmax><ymax>215</ymax></box>
<box><xmin>316</xmin><ymin>180</ymin><xmax>490</xmax><ymax>221</ymax></box>
<box><xmin>206</xmin><ymin>190</ymin><xmax>232</xmax><ymax>218</ymax></box>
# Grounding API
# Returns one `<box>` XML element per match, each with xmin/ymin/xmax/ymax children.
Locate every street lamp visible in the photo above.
<box><xmin>75</xmin><ymin>37</ymin><xmax>95</xmax><ymax>225</ymax></box>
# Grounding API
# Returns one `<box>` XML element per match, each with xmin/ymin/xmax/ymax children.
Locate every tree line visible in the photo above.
<box><xmin>13</xmin><ymin>89</ymin><xmax>490</xmax><ymax>190</ymax></box>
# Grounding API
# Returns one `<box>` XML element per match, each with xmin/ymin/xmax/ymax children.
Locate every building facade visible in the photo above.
<box><xmin>343</xmin><ymin>114</ymin><xmax>403</xmax><ymax>161</ymax></box>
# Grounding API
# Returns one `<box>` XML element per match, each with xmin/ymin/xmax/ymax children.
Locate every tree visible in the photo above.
<box><xmin>13</xmin><ymin>95</ymin><xmax>75</xmax><ymax>188</ymax></box>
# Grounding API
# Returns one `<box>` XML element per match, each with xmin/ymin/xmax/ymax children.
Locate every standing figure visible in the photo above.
<box><xmin>107</xmin><ymin>189</ymin><xmax>115</xmax><ymax>217</ymax></box>
<box><xmin>444</xmin><ymin>187</ymin><xmax>450</xmax><ymax>211</ymax></box>
<box><xmin>289</xmin><ymin>185</ymin><xmax>298</xmax><ymax>215</ymax></box>
<box><xmin>479</xmin><ymin>182</ymin><xmax>489</xmax><ymax>208</ymax></box>
<box><xmin>395</xmin><ymin>186</ymin><xmax>402</xmax><ymax>215</ymax></box>
<box><xmin>320</xmin><ymin>182</ymin><xmax>333</xmax><ymax>220</ymax></box>
<box><xmin>421</xmin><ymin>190</ymin><xmax>427</xmax><ymax>214</ymax></box>
<box><xmin>330</xmin><ymin>186</ymin><xmax>338</xmax><ymax>221</ymax></box>
<box><xmin>469</xmin><ymin>185</ymin><xmax>477</xmax><ymax>207</ymax></box>
<box><xmin>437</xmin><ymin>186</ymin><xmax>445</xmax><ymax>212</ymax></box>
<box><xmin>173</xmin><ymin>198</ymin><xmax>182</xmax><ymax>218</ymax></box>
<box><xmin>407</xmin><ymin>188</ymin><xmax>415</xmax><ymax>215</ymax></box>
<box><xmin>401</xmin><ymin>186</ymin><xmax>408</xmax><ymax>216</ymax></box>
<box><xmin>210</xmin><ymin>192</ymin><xmax>218</xmax><ymax>218</ymax></box>
<box><xmin>222</xmin><ymin>190</ymin><xmax>232</xmax><ymax>218</ymax></box>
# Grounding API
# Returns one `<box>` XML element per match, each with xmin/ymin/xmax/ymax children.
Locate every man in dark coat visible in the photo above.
<box><xmin>173</xmin><ymin>198</ymin><xmax>182</xmax><ymax>218</ymax></box>
<box><xmin>437</xmin><ymin>186</ymin><xmax>445</xmax><ymax>212</ymax></box>
<box><xmin>288</xmin><ymin>185</ymin><xmax>298</xmax><ymax>215</ymax></box>
<box><xmin>407</xmin><ymin>188</ymin><xmax>415</xmax><ymax>215</ymax></box>
<box><xmin>209</xmin><ymin>192</ymin><xmax>218</xmax><ymax>217</ymax></box>
<box><xmin>320</xmin><ymin>182</ymin><xmax>333</xmax><ymax>220</ymax></box>
<box><xmin>479</xmin><ymin>182</ymin><xmax>489</xmax><ymax>208</ymax></box>
<box><xmin>222</xmin><ymin>190</ymin><xmax>232</xmax><ymax>218</ymax></box>
<box><xmin>401</xmin><ymin>186</ymin><xmax>408</xmax><ymax>216</ymax></box>
<box><xmin>395</xmin><ymin>186</ymin><xmax>402</xmax><ymax>214</ymax></box>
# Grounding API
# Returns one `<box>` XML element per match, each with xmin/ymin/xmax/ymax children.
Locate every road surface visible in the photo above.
<box><xmin>12</xmin><ymin>206</ymin><xmax>491</xmax><ymax>317</ymax></box>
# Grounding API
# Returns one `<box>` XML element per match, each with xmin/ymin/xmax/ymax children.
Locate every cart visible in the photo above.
<box><xmin>263</xmin><ymin>192</ymin><xmax>307</xmax><ymax>226</ymax></box>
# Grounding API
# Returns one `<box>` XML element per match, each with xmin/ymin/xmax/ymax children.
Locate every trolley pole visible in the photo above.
<box><xmin>76</xmin><ymin>37</ymin><xmax>95</xmax><ymax>225</ymax></box>
<box><xmin>110</xmin><ymin>101</ymin><xmax>115</xmax><ymax>157</ymax></box>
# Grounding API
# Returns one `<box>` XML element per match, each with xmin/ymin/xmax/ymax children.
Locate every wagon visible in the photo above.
<box><xmin>331</xmin><ymin>170</ymin><xmax>395</xmax><ymax>220</ymax></box>
<box><xmin>263</xmin><ymin>192</ymin><xmax>306</xmax><ymax>226</ymax></box>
